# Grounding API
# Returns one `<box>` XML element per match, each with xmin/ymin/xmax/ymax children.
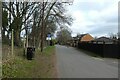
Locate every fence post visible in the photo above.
<box><xmin>11</xmin><ymin>29</ymin><xmax>14</xmax><ymax>56</ymax></box>
<box><xmin>103</xmin><ymin>41</ymin><xmax>105</xmax><ymax>57</ymax></box>
<box><xmin>23</xmin><ymin>37</ymin><xmax>26</xmax><ymax>57</ymax></box>
<box><xmin>25</xmin><ymin>34</ymin><xmax>28</xmax><ymax>56</ymax></box>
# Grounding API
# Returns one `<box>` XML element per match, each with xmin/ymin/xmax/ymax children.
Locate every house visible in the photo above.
<box><xmin>72</xmin><ymin>37</ymin><xmax>79</xmax><ymax>47</ymax></box>
<box><xmin>69</xmin><ymin>33</ymin><xmax>94</xmax><ymax>47</ymax></box>
<box><xmin>92</xmin><ymin>36</ymin><xmax>118</xmax><ymax>44</ymax></box>
<box><xmin>78</xmin><ymin>33</ymin><xmax>94</xmax><ymax>42</ymax></box>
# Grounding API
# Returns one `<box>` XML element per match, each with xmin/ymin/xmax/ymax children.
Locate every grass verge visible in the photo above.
<box><xmin>43</xmin><ymin>46</ymin><xmax>55</xmax><ymax>55</ymax></box>
<box><xmin>2</xmin><ymin>45</ymin><xmax>57</xmax><ymax>78</ymax></box>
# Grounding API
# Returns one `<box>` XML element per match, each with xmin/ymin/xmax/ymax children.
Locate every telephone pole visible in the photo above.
<box><xmin>11</xmin><ymin>29</ymin><xmax>14</xmax><ymax>56</ymax></box>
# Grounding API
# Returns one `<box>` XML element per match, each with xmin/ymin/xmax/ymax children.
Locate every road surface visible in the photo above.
<box><xmin>56</xmin><ymin>45</ymin><xmax>118</xmax><ymax>78</ymax></box>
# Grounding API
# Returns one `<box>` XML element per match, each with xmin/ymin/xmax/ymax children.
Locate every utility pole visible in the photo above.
<box><xmin>11</xmin><ymin>29</ymin><xmax>14</xmax><ymax>56</ymax></box>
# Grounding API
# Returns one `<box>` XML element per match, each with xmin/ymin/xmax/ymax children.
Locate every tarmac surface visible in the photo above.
<box><xmin>56</xmin><ymin>45</ymin><xmax>118</xmax><ymax>78</ymax></box>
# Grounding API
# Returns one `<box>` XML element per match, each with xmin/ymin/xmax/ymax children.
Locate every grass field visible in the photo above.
<box><xmin>2</xmin><ymin>45</ymin><xmax>57</xmax><ymax>78</ymax></box>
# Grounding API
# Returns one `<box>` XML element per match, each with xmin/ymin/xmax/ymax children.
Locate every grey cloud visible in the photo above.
<box><xmin>88</xmin><ymin>23</ymin><xmax>118</xmax><ymax>35</ymax></box>
<box><xmin>73</xmin><ymin>2</ymin><xmax>113</xmax><ymax>12</ymax></box>
<box><xmin>68</xmin><ymin>0</ymin><xmax>119</xmax><ymax>37</ymax></box>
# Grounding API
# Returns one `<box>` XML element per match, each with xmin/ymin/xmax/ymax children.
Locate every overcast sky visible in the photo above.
<box><xmin>66</xmin><ymin>0</ymin><xmax>119</xmax><ymax>37</ymax></box>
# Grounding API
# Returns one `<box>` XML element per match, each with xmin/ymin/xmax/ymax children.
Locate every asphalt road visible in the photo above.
<box><xmin>56</xmin><ymin>45</ymin><xmax>118</xmax><ymax>78</ymax></box>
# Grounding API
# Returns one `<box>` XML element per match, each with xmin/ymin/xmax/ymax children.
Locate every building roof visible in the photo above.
<box><xmin>72</xmin><ymin>37</ymin><xmax>79</xmax><ymax>40</ymax></box>
<box><xmin>77</xmin><ymin>33</ymin><xmax>91</xmax><ymax>40</ymax></box>
<box><xmin>79</xmin><ymin>34</ymin><xmax>88</xmax><ymax>39</ymax></box>
<box><xmin>72</xmin><ymin>33</ymin><xmax>94</xmax><ymax>42</ymax></box>
<box><xmin>93</xmin><ymin>37</ymin><xmax>113</xmax><ymax>42</ymax></box>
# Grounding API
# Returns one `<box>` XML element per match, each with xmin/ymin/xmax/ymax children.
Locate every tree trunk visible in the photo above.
<box><xmin>14</xmin><ymin>30</ymin><xmax>21</xmax><ymax>47</ymax></box>
<box><xmin>2</xmin><ymin>28</ymin><xmax>5</xmax><ymax>39</ymax></box>
<box><xmin>40</xmin><ymin>2</ymin><xmax>45</xmax><ymax>52</ymax></box>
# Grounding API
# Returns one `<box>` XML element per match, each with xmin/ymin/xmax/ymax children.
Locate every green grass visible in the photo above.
<box><xmin>43</xmin><ymin>46</ymin><xmax>55</xmax><ymax>56</ymax></box>
<box><xmin>2</xmin><ymin>45</ymin><xmax>57</xmax><ymax>78</ymax></box>
<box><xmin>3</xmin><ymin>56</ymin><xmax>35</xmax><ymax>78</ymax></box>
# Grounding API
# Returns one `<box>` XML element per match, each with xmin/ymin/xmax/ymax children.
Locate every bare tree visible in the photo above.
<box><xmin>2</xmin><ymin>1</ymin><xmax>73</xmax><ymax>53</ymax></box>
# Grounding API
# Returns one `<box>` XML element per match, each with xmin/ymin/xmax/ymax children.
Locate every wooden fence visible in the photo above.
<box><xmin>78</xmin><ymin>42</ymin><xmax>120</xmax><ymax>58</ymax></box>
